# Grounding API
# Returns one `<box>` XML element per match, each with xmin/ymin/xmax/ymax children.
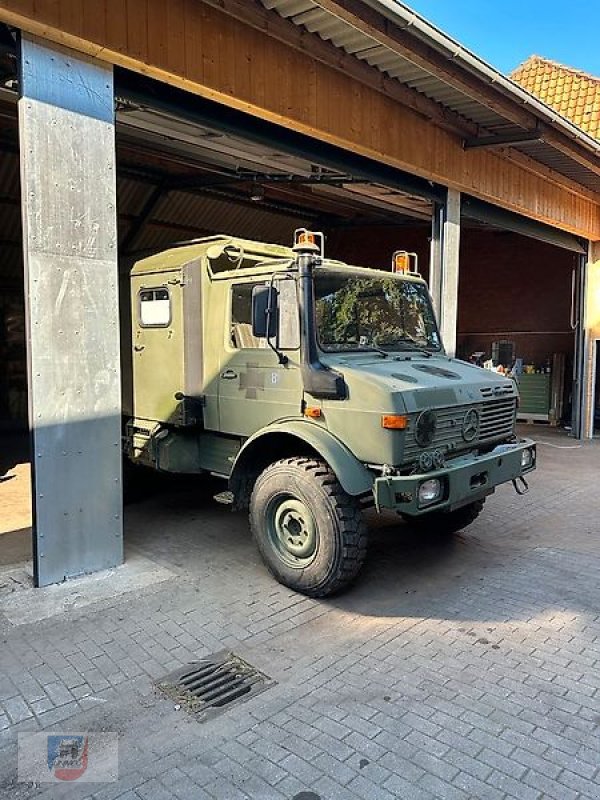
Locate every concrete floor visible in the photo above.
<box><xmin>0</xmin><ymin>433</ymin><xmax>32</xmax><ymax>586</ymax></box>
<box><xmin>0</xmin><ymin>433</ymin><xmax>31</xmax><ymax>539</ymax></box>
<box><xmin>1</xmin><ymin>426</ymin><xmax>599</xmax><ymax>799</ymax></box>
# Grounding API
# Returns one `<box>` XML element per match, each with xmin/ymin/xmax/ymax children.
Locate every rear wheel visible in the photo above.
<box><xmin>249</xmin><ymin>457</ymin><xmax>367</xmax><ymax>597</ymax></box>
<box><xmin>405</xmin><ymin>499</ymin><xmax>485</xmax><ymax>535</ymax></box>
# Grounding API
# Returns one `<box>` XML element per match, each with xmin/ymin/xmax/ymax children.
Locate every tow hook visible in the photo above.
<box><xmin>512</xmin><ymin>476</ymin><xmax>529</xmax><ymax>496</ymax></box>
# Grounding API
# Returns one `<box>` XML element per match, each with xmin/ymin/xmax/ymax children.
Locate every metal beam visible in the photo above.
<box><xmin>116</xmin><ymin>70</ymin><xmax>444</xmax><ymax>203</ymax></box>
<box><xmin>440</xmin><ymin>189</ymin><xmax>461</xmax><ymax>358</ymax></box>
<box><xmin>19</xmin><ymin>35</ymin><xmax>122</xmax><ymax>586</ymax></box>
<box><xmin>462</xmin><ymin>196</ymin><xmax>586</xmax><ymax>254</ymax></box>
<box><xmin>581</xmin><ymin>243</ymin><xmax>600</xmax><ymax>439</ymax></box>
<box><xmin>429</xmin><ymin>202</ymin><xmax>443</xmax><ymax>320</ymax></box>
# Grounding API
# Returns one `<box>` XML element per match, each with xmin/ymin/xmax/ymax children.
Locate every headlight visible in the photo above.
<box><xmin>521</xmin><ymin>448</ymin><xmax>534</xmax><ymax>469</ymax></box>
<box><xmin>418</xmin><ymin>478</ymin><xmax>442</xmax><ymax>506</ymax></box>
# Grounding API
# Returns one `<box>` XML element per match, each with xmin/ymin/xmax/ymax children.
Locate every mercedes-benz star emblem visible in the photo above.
<box><xmin>462</xmin><ymin>408</ymin><xmax>479</xmax><ymax>442</ymax></box>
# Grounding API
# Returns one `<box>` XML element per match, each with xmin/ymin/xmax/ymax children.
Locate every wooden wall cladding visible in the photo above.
<box><xmin>2</xmin><ymin>0</ymin><xmax>599</xmax><ymax>238</ymax></box>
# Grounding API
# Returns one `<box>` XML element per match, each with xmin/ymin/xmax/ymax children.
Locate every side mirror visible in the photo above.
<box><xmin>251</xmin><ymin>285</ymin><xmax>278</xmax><ymax>339</ymax></box>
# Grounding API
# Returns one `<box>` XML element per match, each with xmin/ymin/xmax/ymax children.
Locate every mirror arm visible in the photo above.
<box><xmin>266</xmin><ymin>275</ymin><xmax>288</xmax><ymax>365</ymax></box>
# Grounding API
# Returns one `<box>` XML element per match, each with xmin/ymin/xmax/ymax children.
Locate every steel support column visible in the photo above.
<box><xmin>430</xmin><ymin>189</ymin><xmax>461</xmax><ymax>356</ymax></box>
<box><xmin>581</xmin><ymin>241</ymin><xmax>600</xmax><ymax>439</ymax></box>
<box><xmin>429</xmin><ymin>201</ymin><xmax>443</xmax><ymax>320</ymax></box>
<box><xmin>18</xmin><ymin>36</ymin><xmax>122</xmax><ymax>586</ymax></box>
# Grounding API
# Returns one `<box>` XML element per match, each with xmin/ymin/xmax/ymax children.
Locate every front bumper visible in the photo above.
<box><xmin>373</xmin><ymin>438</ymin><xmax>536</xmax><ymax>515</ymax></box>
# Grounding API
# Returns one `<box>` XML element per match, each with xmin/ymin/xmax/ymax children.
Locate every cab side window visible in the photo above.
<box><xmin>231</xmin><ymin>283</ymin><xmax>266</xmax><ymax>349</ymax></box>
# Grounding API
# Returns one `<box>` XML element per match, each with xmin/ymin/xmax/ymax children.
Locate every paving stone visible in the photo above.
<box><xmin>486</xmin><ymin>768</ymin><xmax>542</xmax><ymax>800</ymax></box>
<box><xmin>522</xmin><ymin>769</ymin><xmax>579</xmax><ymax>800</ymax></box>
<box><xmin>313</xmin><ymin>773</ymin><xmax>361</xmax><ymax>800</ymax></box>
<box><xmin>383</xmin><ymin>773</ymin><xmax>437</xmax><ymax>800</ymax></box>
<box><xmin>3</xmin><ymin>695</ymin><xmax>33</xmax><ymax>723</ymax></box>
<box><xmin>418</xmin><ymin>772</ymin><xmax>470</xmax><ymax>800</ymax></box>
<box><xmin>2</xmin><ymin>435</ymin><xmax>600</xmax><ymax>800</ymax></box>
<box><xmin>346</xmin><ymin>772</ymin><xmax>398</xmax><ymax>800</ymax></box>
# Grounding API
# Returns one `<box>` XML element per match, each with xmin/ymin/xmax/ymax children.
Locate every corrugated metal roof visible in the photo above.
<box><xmin>0</xmin><ymin>148</ymin><xmax>21</xmax><ymax>285</ymax></box>
<box><xmin>117</xmin><ymin>177</ymin><xmax>157</xmax><ymax>218</ymax></box>
<box><xmin>260</xmin><ymin>0</ymin><xmax>600</xmax><ymax>194</ymax></box>
<box><xmin>0</xmin><ymin>151</ymin><xmax>19</xmax><ymax>193</ymax></box>
<box><xmin>152</xmin><ymin>188</ymin><xmax>311</xmax><ymax>245</ymax></box>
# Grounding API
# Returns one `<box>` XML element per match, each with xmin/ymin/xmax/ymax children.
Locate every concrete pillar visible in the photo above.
<box><xmin>581</xmin><ymin>241</ymin><xmax>600</xmax><ymax>439</ymax></box>
<box><xmin>429</xmin><ymin>189</ymin><xmax>461</xmax><ymax>356</ymax></box>
<box><xmin>18</xmin><ymin>36</ymin><xmax>122</xmax><ymax>586</ymax></box>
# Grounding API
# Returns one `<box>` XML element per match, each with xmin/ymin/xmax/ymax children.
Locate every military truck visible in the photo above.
<box><xmin>122</xmin><ymin>231</ymin><xmax>536</xmax><ymax>597</ymax></box>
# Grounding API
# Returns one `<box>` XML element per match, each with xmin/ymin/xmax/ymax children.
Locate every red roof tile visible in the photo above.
<box><xmin>511</xmin><ymin>55</ymin><xmax>600</xmax><ymax>140</ymax></box>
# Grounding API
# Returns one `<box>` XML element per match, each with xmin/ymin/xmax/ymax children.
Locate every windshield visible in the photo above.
<box><xmin>314</xmin><ymin>271</ymin><xmax>441</xmax><ymax>353</ymax></box>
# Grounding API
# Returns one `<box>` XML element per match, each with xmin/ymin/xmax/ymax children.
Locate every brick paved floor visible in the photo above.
<box><xmin>1</xmin><ymin>427</ymin><xmax>600</xmax><ymax>799</ymax></box>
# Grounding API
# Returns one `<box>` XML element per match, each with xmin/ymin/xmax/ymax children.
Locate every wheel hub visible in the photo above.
<box><xmin>268</xmin><ymin>496</ymin><xmax>318</xmax><ymax>566</ymax></box>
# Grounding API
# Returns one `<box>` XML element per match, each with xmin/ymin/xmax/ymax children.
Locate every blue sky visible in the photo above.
<box><xmin>404</xmin><ymin>1</ymin><xmax>600</xmax><ymax>77</ymax></box>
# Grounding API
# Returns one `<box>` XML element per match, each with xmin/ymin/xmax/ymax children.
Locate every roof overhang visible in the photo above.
<box><xmin>256</xmin><ymin>0</ymin><xmax>600</xmax><ymax>194</ymax></box>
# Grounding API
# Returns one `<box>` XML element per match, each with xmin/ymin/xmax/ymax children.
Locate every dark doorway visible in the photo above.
<box><xmin>0</xmin><ymin>48</ymin><xmax>33</xmax><ymax>577</ymax></box>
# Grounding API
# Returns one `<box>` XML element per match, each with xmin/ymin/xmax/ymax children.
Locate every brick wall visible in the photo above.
<box><xmin>326</xmin><ymin>225</ymin><xmax>431</xmax><ymax>278</ymax></box>
<box><xmin>326</xmin><ymin>224</ymin><xmax>576</xmax><ymax>366</ymax></box>
<box><xmin>457</xmin><ymin>229</ymin><xmax>576</xmax><ymax>366</ymax></box>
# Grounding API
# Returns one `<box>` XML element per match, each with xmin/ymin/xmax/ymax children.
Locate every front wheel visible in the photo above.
<box><xmin>249</xmin><ymin>457</ymin><xmax>368</xmax><ymax>597</ymax></box>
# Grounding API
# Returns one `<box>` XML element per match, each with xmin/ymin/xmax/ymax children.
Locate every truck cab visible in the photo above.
<box><xmin>122</xmin><ymin>232</ymin><xmax>536</xmax><ymax>597</ymax></box>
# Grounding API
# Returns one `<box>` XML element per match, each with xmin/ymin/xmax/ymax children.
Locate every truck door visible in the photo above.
<box><xmin>218</xmin><ymin>279</ymin><xmax>301</xmax><ymax>436</ymax></box>
<box><xmin>131</xmin><ymin>270</ymin><xmax>185</xmax><ymax>425</ymax></box>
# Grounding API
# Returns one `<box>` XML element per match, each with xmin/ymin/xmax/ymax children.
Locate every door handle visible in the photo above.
<box><xmin>221</xmin><ymin>369</ymin><xmax>238</xmax><ymax>380</ymax></box>
<box><xmin>134</xmin><ymin>344</ymin><xmax>145</xmax><ymax>352</ymax></box>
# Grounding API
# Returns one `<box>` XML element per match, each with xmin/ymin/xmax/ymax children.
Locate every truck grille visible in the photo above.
<box><xmin>402</xmin><ymin>397</ymin><xmax>516</xmax><ymax>465</ymax></box>
<box><xmin>479</xmin><ymin>398</ymin><xmax>517</xmax><ymax>441</ymax></box>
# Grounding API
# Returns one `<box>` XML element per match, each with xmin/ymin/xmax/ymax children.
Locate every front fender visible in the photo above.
<box><xmin>231</xmin><ymin>418</ymin><xmax>374</xmax><ymax>496</ymax></box>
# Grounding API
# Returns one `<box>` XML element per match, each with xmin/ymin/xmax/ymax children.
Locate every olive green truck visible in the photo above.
<box><xmin>122</xmin><ymin>231</ymin><xmax>536</xmax><ymax>597</ymax></box>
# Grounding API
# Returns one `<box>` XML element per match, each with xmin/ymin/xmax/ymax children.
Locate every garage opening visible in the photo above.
<box><xmin>0</xmin><ymin>40</ymin><xmax>33</xmax><ymax>579</ymax></box>
<box><xmin>5</xmin><ymin>48</ymin><xmax>592</xmax><ymax>584</ymax></box>
<box><xmin>459</xmin><ymin>197</ymin><xmax>587</xmax><ymax>437</ymax></box>
<box><xmin>114</xmin><ymin>71</ymin><xmax>439</xmax><ymax>271</ymax></box>
<box><xmin>2</xmin><ymin>56</ymin><xmax>442</xmax><ymax>585</ymax></box>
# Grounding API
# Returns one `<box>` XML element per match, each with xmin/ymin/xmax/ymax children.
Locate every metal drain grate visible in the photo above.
<box><xmin>156</xmin><ymin>650</ymin><xmax>275</xmax><ymax>721</ymax></box>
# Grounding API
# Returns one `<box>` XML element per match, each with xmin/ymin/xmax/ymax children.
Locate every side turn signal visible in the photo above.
<box><xmin>304</xmin><ymin>406</ymin><xmax>322</xmax><ymax>419</ymax></box>
<box><xmin>381</xmin><ymin>414</ymin><xmax>409</xmax><ymax>430</ymax></box>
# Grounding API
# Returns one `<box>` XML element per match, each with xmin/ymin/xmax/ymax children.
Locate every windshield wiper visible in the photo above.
<box><xmin>391</xmin><ymin>336</ymin><xmax>433</xmax><ymax>357</ymax></box>
<box><xmin>357</xmin><ymin>344</ymin><xmax>389</xmax><ymax>358</ymax></box>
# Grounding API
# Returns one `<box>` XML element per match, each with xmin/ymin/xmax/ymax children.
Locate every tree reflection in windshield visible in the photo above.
<box><xmin>314</xmin><ymin>272</ymin><xmax>441</xmax><ymax>352</ymax></box>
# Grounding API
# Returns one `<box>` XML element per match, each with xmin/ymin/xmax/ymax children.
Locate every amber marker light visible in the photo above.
<box><xmin>304</xmin><ymin>406</ymin><xmax>322</xmax><ymax>418</ymax></box>
<box><xmin>381</xmin><ymin>414</ymin><xmax>409</xmax><ymax>429</ymax></box>
<box><xmin>393</xmin><ymin>252</ymin><xmax>410</xmax><ymax>273</ymax></box>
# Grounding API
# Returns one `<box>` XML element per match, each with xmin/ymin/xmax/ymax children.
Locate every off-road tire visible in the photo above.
<box><xmin>249</xmin><ymin>457</ymin><xmax>368</xmax><ymax>597</ymax></box>
<box><xmin>406</xmin><ymin>499</ymin><xmax>485</xmax><ymax>535</ymax></box>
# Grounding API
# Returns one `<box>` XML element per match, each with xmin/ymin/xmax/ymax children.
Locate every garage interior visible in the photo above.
<box><xmin>0</xmin><ymin>70</ymin><xmax>593</xmax><ymax>574</ymax></box>
<box><xmin>0</xmin><ymin>54</ymin><xmax>438</xmax><ymax>575</ymax></box>
<box><xmin>0</xmin><ymin>0</ymin><xmax>599</xmax><ymax>586</ymax></box>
